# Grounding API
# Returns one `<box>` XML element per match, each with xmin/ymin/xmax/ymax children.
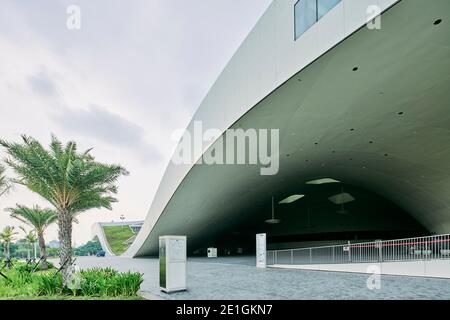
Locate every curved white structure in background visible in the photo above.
<box><xmin>91</xmin><ymin>222</ymin><xmax>115</xmax><ymax>256</ymax></box>
<box><xmin>125</xmin><ymin>0</ymin><xmax>450</xmax><ymax>257</ymax></box>
<box><xmin>92</xmin><ymin>221</ymin><xmax>143</xmax><ymax>256</ymax></box>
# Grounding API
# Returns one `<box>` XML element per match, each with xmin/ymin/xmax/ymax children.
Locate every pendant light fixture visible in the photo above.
<box><xmin>265</xmin><ymin>196</ymin><xmax>281</xmax><ymax>224</ymax></box>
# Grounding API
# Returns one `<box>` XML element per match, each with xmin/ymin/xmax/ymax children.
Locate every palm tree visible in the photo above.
<box><xmin>19</xmin><ymin>226</ymin><xmax>38</xmax><ymax>261</ymax></box>
<box><xmin>9</xmin><ymin>206</ymin><xmax>56</xmax><ymax>268</ymax></box>
<box><xmin>0</xmin><ymin>135</ymin><xmax>128</xmax><ymax>283</ymax></box>
<box><xmin>0</xmin><ymin>226</ymin><xmax>18</xmax><ymax>262</ymax></box>
<box><xmin>0</xmin><ymin>164</ymin><xmax>11</xmax><ymax>198</ymax></box>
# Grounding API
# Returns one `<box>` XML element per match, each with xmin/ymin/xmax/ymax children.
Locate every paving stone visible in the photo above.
<box><xmin>75</xmin><ymin>256</ymin><xmax>450</xmax><ymax>300</ymax></box>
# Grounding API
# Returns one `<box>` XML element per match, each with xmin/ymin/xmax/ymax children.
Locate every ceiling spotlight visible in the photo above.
<box><xmin>279</xmin><ymin>194</ymin><xmax>305</xmax><ymax>204</ymax></box>
<box><xmin>328</xmin><ymin>192</ymin><xmax>355</xmax><ymax>205</ymax></box>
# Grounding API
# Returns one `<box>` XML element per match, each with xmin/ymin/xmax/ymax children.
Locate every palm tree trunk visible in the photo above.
<box><xmin>5</xmin><ymin>242</ymin><xmax>10</xmax><ymax>269</ymax></box>
<box><xmin>38</xmin><ymin>232</ymin><xmax>48</xmax><ymax>270</ymax></box>
<box><xmin>58</xmin><ymin>210</ymin><xmax>72</xmax><ymax>286</ymax></box>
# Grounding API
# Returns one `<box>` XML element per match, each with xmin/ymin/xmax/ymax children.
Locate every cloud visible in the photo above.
<box><xmin>28</xmin><ymin>71</ymin><xmax>57</xmax><ymax>97</ymax></box>
<box><xmin>52</xmin><ymin>105</ymin><xmax>162</xmax><ymax>163</ymax></box>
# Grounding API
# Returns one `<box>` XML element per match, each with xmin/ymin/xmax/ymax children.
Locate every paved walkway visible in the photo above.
<box><xmin>74</xmin><ymin>256</ymin><xmax>450</xmax><ymax>300</ymax></box>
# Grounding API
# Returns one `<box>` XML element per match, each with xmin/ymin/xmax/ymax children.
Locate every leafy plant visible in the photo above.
<box><xmin>0</xmin><ymin>135</ymin><xmax>128</xmax><ymax>284</ymax></box>
<box><xmin>8</xmin><ymin>205</ymin><xmax>57</xmax><ymax>269</ymax></box>
<box><xmin>0</xmin><ymin>226</ymin><xmax>18</xmax><ymax>261</ymax></box>
<box><xmin>0</xmin><ymin>164</ymin><xmax>11</xmax><ymax>198</ymax></box>
<box><xmin>79</xmin><ymin>268</ymin><xmax>143</xmax><ymax>297</ymax></box>
<box><xmin>36</xmin><ymin>273</ymin><xmax>63</xmax><ymax>296</ymax></box>
<box><xmin>0</xmin><ymin>264</ymin><xmax>142</xmax><ymax>298</ymax></box>
<box><xmin>19</xmin><ymin>226</ymin><xmax>37</xmax><ymax>260</ymax></box>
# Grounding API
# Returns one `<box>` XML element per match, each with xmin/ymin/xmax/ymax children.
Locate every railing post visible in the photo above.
<box><xmin>332</xmin><ymin>246</ymin><xmax>335</xmax><ymax>264</ymax></box>
<box><xmin>275</xmin><ymin>251</ymin><xmax>277</xmax><ymax>264</ymax></box>
<box><xmin>291</xmin><ymin>250</ymin><xmax>294</xmax><ymax>264</ymax></box>
<box><xmin>379</xmin><ymin>242</ymin><xmax>383</xmax><ymax>262</ymax></box>
<box><xmin>348</xmin><ymin>241</ymin><xmax>351</xmax><ymax>262</ymax></box>
<box><xmin>309</xmin><ymin>248</ymin><xmax>312</xmax><ymax>264</ymax></box>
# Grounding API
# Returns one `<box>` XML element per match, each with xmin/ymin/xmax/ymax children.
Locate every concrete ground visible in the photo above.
<box><xmin>74</xmin><ymin>256</ymin><xmax>450</xmax><ymax>300</ymax></box>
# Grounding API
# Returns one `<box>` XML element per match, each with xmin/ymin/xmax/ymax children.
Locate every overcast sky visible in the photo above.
<box><xmin>0</xmin><ymin>0</ymin><xmax>272</xmax><ymax>246</ymax></box>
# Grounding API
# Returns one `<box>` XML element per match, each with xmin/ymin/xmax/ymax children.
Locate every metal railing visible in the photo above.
<box><xmin>267</xmin><ymin>234</ymin><xmax>450</xmax><ymax>266</ymax></box>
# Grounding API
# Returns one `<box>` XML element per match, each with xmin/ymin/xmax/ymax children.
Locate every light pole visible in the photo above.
<box><xmin>120</xmin><ymin>214</ymin><xmax>125</xmax><ymax>229</ymax></box>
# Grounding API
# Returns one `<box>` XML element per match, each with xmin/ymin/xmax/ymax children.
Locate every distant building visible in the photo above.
<box><xmin>47</xmin><ymin>240</ymin><xmax>60</xmax><ymax>248</ymax></box>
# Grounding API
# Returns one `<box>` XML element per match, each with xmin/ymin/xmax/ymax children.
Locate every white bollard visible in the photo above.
<box><xmin>256</xmin><ymin>233</ymin><xmax>267</xmax><ymax>268</ymax></box>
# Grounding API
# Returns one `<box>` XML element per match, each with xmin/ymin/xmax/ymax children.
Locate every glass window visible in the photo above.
<box><xmin>294</xmin><ymin>0</ymin><xmax>341</xmax><ymax>40</ymax></box>
<box><xmin>318</xmin><ymin>0</ymin><xmax>341</xmax><ymax>19</ymax></box>
<box><xmin>294</xmin><ymin>0</ymin><xmax>317</xmax><ymax>40</ymax></box>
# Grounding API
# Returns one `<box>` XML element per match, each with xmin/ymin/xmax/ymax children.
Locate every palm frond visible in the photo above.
<box><xmin>1</xmin><ymin>135</ymin><xmax>128</xmax><ymax>216</ymax></box>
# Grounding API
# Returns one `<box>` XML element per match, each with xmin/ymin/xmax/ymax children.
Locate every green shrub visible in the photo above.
<box><xmin>36</xmin><ymin>273</ymin><xmax>63</xmax><ymax>296</ymax></box>
<box><xmin>79</xmin><ymin>268</ymin><xmax>143</xmax><ymax>297</ymax></box>
<box><xmin>0</xmin><ymin>265</ymin><xmax>142</xmax><ymax>298</ymax></box>
<box><xmin>114</xmin><ymin>271</ymin><xmax>143</xmax><ymax>296</ymax></box>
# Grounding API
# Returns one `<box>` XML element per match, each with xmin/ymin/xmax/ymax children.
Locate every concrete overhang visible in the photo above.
<box><xmin>125</xmin><ymin>0</ymin><xmax>450</xmax><ymax>256</ymax></box>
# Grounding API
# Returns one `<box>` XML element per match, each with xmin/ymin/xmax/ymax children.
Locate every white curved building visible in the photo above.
<box><xmin>92</xmin><ymin>221</ymin><xmax>143</xmax><ymax>256</ymax></box>
<box><xmin>125</xmin><ymin>0</ymin><xmax>450</xmax><ymax>257</ymax></box>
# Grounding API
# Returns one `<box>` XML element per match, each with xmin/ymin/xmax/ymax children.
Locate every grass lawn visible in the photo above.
<box><xmin>1</xmin><ymin>295</ymin><xmax>145</xmax><ymax>300</ymax></box>
<box><xmin>103</xmin><ymin>225</ymin><xmax>135</xmax><ymax>255</ymax></box>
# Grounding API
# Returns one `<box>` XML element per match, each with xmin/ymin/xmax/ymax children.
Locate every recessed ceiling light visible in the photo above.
<box><xmin>434</xmin><ymin>19</ymin><xmax>442</xmax><ymax>25</ymax></box>
<box><xmin>398</xmin><ymin>112</ymin><xmax>404</xmax><ymax>115</ymax></box>
<box><xmin>328</xmin><ymin>193</ymin><xmax>355</xmax><ymax>205</ymax></box>
<box><xmin>306</xmin><ymin>178</ymin><xmax>340</xmax><ymax>185</ymax></box>
<box><xmin>279</xmin><ymin>194</ymin><xmax>305</xmax><ymax>204</ymax></box>
<box><xmin>353</xmin><ymin>67</ymin><xmax>359</xmax><ymax>71</ymax></box>
<box><xmin>350</xmin><ymin>128</ymin><xmax>355</xmax><ymax>131</ymax></box>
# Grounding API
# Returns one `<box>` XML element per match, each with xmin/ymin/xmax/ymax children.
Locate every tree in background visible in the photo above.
<box><xmin>19</xmin><ymin>226</ymin><xmax>38</xmax><ymax>261</ymax></box>
<box><xmin>1</xmin><ymin>135</ymin><xmax>128</xmax><ymax>283</ymax></box>
<box><xmin>74</xmin><ymin>236</ymin><xmax>103</xmax><ymax>256</ymax></box>
<box><xmin>0</xmin><ymin>226</ymin><xmax>18</xmax><ymax>264</ymax></box>
<box><xmin>7</xmin><ymin>205</ymin><xmax>57</xmax><ymax>269</ymax></box>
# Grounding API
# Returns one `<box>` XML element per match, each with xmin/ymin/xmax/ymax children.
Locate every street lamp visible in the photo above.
<box><xmin>120</xmin><ymin>214</ymin><xmax>125</xmax><ymax>229</ymax></box>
